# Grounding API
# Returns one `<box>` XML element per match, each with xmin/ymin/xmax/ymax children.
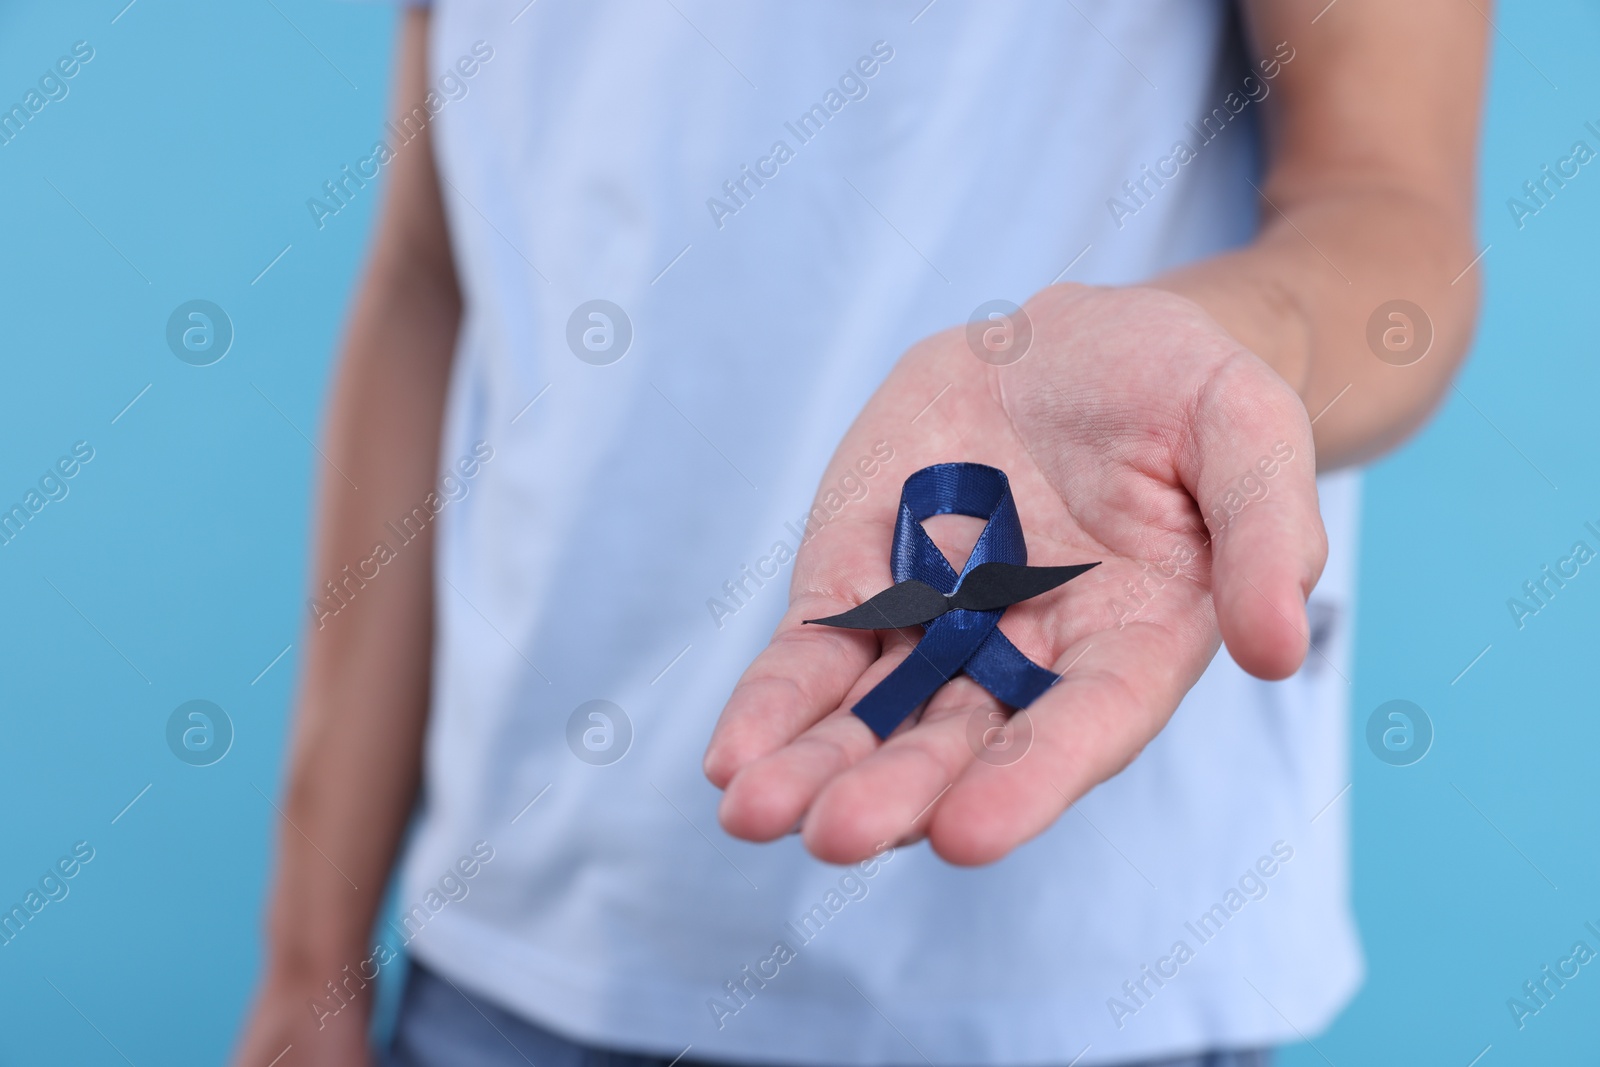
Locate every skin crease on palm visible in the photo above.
<box><xmin>702</xmin><ymin>284</ymin><xmax>1328</xmax><ymax>868</ymax></box>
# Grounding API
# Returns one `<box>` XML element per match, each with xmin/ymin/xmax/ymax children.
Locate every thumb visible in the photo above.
<box><xmin>1184</xmin><ymin>355</ymin><xmax>1327</xmax><ymax>680</ymax></box>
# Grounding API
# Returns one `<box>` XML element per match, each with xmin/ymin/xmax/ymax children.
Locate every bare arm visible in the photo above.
<box><xmin>235</xmin><ymin>10</ymin><xmax>458</xmax><ymax>1062</ymax></box>
<box><xmin>708</xmin><ymin>3</ymin><xmax>1489</xmax><ymax>864</ymax></box>
<box><xmin>1158</xmin><ymin>0</ymin><xmax>1488</xmax><ymax>467</ymax></box>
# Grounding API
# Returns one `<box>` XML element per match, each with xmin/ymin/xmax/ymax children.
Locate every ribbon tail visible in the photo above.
<box><xmin>962</xmin><ymin>627</ymin><xmax>1059</xmax><ymax>710</ymax></box>
<box><xmin>851</xmin><ymin>613</ymin><xmax>997</xmax><ymax>740</ymax></box>
<box><xmin>851</xmin><ymin>653</ymin><xmax>952</xmax><ymax>741</ymax></box>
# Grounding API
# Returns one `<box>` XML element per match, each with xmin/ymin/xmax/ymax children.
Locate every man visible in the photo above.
<box><xmin>235</xmin><ymin>1</ymin><xmax>1484</xmax><ymax>1064</ymax></box>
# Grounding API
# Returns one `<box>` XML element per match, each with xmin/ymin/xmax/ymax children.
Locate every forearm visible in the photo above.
<box><xmin>264</xmin><ymin>261</ymin><xmax>459</xmax><ymax>982</ymax></box>
<box><xmin>259</xmin><ymin>7</ymin><xmax>457</xmax><ymax>987</ymax></box>
<box><xmin>1156</xmin><ymin>181</ymin><xmax>1479</xmax><ymax>469</ymax></box>
<box><xmin>1151</xmin><ymin>0</ymin><xmax>1486</xmax><ymax>472</ymax></box>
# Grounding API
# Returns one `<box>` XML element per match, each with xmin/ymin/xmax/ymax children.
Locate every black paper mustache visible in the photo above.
<box><xmin>805</xmin><ymin>561</ymin><xmax>1100</xmax><ymax>630</ymax></box>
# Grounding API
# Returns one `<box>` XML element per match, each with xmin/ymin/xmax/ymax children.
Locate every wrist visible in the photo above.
<box><xmin>259</xmin><ymin>937</ymin><xmax>391</xmax><ymax>1037</ymax></box>
<box><xmin>261</xmin><ymin>895</ymin><xmax>380</xmax><ymax>990</ymax></box>
<box><xmin>1147</xmin><ymin>270</ymin><xmax>1314</xmax><ymax>396</ymax></box>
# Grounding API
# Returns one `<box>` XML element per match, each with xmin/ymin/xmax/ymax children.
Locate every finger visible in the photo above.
<box><xmin>1184</xmin><ymin>354</ymin><xmax>1327</xmax><ymax>680</ymax></box>
<box><xmin>702</xmin><ymin>596</ymin><xmax>879</xmax><ymax>789</ymax></box>
<box><xmin>702</xmin><ymin>498</ymin><xmax>899</xmax><ymax>788</ymax></box>
<box><xmin>800</xmin><ymin>676</ymin><xmax>992</xmax><ymax>863</ymax></box>
<box><xmin>928</xmin><ymin>615</ymin><xmax>1216</xmax><ymax>866</ymax></box>
<box><xmin>718</xmin><ymin>635</ymin><xmax>917</xmax><ymax>840</ymax></box>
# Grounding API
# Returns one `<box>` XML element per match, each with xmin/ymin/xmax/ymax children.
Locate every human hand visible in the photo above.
<box><xmin>231</xmin><ymin>965</ymin><xmax>376</xmax><ymax>1067</ymax></box>
<box><xmin>703</xmin><ymin>284</ymin><xmax>1326</xmax><ymax>865</ymax></box>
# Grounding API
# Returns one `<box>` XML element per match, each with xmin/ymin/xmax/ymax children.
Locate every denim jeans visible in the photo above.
<box><xmin>380</xmin><ymin>961</ymin><xmax>1274</xmax><ymax>1067</ymax></box>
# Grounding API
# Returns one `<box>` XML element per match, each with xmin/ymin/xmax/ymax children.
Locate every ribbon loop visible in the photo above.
<box><xmin>807</xmin><ymin>462</ymin><xmax>1097</xmax><ymax>740</ymax></box>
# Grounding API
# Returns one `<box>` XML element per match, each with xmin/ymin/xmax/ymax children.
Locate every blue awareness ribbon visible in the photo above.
<box><xmin>810</xmin><ymin>463</ymin><xmax>1097</xmax><ymax>740</ymax></box>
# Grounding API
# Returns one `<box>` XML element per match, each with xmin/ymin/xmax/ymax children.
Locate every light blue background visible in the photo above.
<box><xmin>0</xmin><ymin>2</ymin><xmax>1595</xmax><ymax>1064</ymax></box>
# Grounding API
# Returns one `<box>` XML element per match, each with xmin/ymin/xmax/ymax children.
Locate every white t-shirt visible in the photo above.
<box><xmin>395</xmin><ymin>3</ymin><xmax>1363</xmax><ymax>1063</ymax></box>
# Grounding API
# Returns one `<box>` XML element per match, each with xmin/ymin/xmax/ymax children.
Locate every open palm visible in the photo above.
<box><xmin>703</xmin><ymin>284</ymin><xmax>1327</xmax><ymax>866</ymax></box>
